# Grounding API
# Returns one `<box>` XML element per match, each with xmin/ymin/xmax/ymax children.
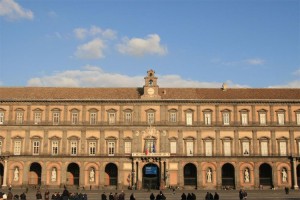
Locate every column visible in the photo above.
<box><xmin>2</xmin><ymin>159</ymin><xmax>8</xmax><ymax>187</ymax></box>
<box><xmin>61</xmin><ymin>162</ymin><xmax>67</xmax><ymax>187</ymax></box>
<box><xmin>43</xmin><ymin>130</ymin><xmax>48</xmax><ymax>154</ymax></box>
<box><xmin>254</xmin><ymin>162</ymin><xmax>260</xmax><ymax>189</ymax></box>
<box><xmin>165</xmin><ymin>159</ymin><xmax>169</xmax><ymax>187</ymax></box>
<box><xmin>119</xmin><ymin>130</ymin><xmax>124</xmax><ymax>154</ymax></box>
<box><xmin>6</xmin><ymin>131</ymin><xmax>11</xmax><ymax>155</ymax></box>
<box><xmin>288</xmin><ymin>105</ymin><xmax>292</xmax><ymax>125</ymax></box>
<box><xmin>137</xmin><ymin>161</ymin><xmax>142</xmax><ymax>189</ymax></box>
<box><xmin>81</xmin><ymin>129</ymin><xmax>86</xmax><ymax>155</ymax></box>
<box><xmin>216</xmin><ymin>130</ymin><xmax>220</xmax><ymax>156</ymax></box>
<box><xmin>197</xmin><ymin>105</ymin><xmax>201</xmax><ymax>125</ymax></box>
<box><xmin>271</xmin><ymin>130</ymin><xmax>276</xmax><ymax>156</ymax></box>
<box><xmin>132</xmin><ymin>159</ymin><xmax>136</xmax><ymax>188</ymax></box>
<box><xmin>41</xmin><ymin>162</ymin><xmax>47</xmax><ymax>185</ymax></box>
<box><xmin>251</xmin><ymin>105</ymin><xmax>256</xmax><ymax>125</ymax></box>
<box><xmin>197</xmin><ymin>161</ymin><xmax>202</xmax><ymax>189</ymax></box>
<box><xmin>215</xmin><ymin>105</ymin><xmax>219</xmax><ymax>125</ymax></box>
<box><xmin>24</xmin><ymin>130</ymin><xmax>30</xmax><ymax>155</ymax></box>
<box><xmin>235</xmin><ymin>163</ymin><xmax>240</xmax><ymax>189</ymax></box>
<box><xmin>62</xmin><ymin>130</ymin><xmax>67</xmax><ymax>155</ymax></box>
<box><xmin>270</xmin><ymin>105</ymin><xmax>274</xmax><ymax>125</ymax></box>
<box><xmin>79</xmin><ymin>161</ymin><xmax>85</xmax><ymax>187</ymax></box>
<box><xmin>178</xmin><ymin>105</ymin><xmax>182</xmax><ymax>124</ymax></box>
<box><xmin>178</xmin><ymin>130</ymin><xmax>183</xmax><ymax>155</ymax></box>
<box><xmin>99</xmin><ymin>162</ymin><xmax>105</xmax><ymax>189</ymax></box>
<box><xmin>82</xmin><ymin>105</ymin><xmax>87</xmax><ymax>125</ymax></box>
<box><xmin>290</xmin><ymin>130</ymin><xmax>295</xmax><ymax>156</ymax></box>
<box><xmin>22</xmin><ymin>161</ymin><xmax>29</xmax><ymax>186</ymax></box>
<box><xmin>45</xmin><ymin>104</ymin><xmax>49</xmax><ymax>123</ymax></box>
<box><xmin>234</xmin><ymin>130</ymin><xmax>239</xmax><ymax>156</ymax></box>
<box><xmin>252</xmin><ymin>130</ymin><xmax>257</xmax><ymax>156</ymax></box>
<box><xmin>100</xmin><ymin>130</ymin><xmax>105</xmax><ymax>155</ymax></box>
<box><xmin>178</xmin><ymin>161</ymin><xmax>183</xmax><ymax>188</ymax></box>
<box><xmin>233</xmin><ymin>105</ymin><xmax>238</xmax><ymax>125</ymax></box>
<box><xmin>118</xmin><ymin>162</ymin><xmax>123</xmax><ymax>189</ymax></box>
<box><xmin>100</xmin><ymin>105</ymin><xmax>105</xmax><ymax>124</ymax></box>
<box><xmin>216</xmin><ymin>162</ymin><xmax>221</xmax><ymax>189</ymax></box>
<box><xmin>293</xmin><ymin>158</ymin><xmax>299</xmax><ymax>189</ymax></box>
<box><xmin>26</xmin><ymin>105</ymin><xmax>31</xmax><ymax>124</ymax></box>
<box><xmin>197</xmin><ymin>130</ymin><xmax>202</xmax><ymax>155</ymax></box>
<box><xmin>63</xmin><ymin>105</ymin><xmax>68</xmax><ymax>125</ymax></box>
<box><xmin>272</xmin><ymin>162</ymin><xmax>278</xmax><ymax>188</ymax></box>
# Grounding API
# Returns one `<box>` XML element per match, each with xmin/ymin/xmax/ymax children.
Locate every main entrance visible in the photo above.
<box><xmin>142</xmin><ymin>163</ymin><xmax>160</xmax><ymax>189</ymax></box>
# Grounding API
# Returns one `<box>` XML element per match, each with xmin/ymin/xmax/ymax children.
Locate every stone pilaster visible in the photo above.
<box><xmin>215</xmin><ymin>105</ymin><xmax>219</xmax><ymax>125</ymax></box>
<box><xmin>216</xmin><ymin>130</ymin><xmax>220</xmax><ymax>156</ymax></box>
<box><xmin>24</xmin><ymin>130</ymin><xmax>30</xmax><ymax>155</ymax></box>
<box><xmin>197</xmin><ymin>130</ymin><xmax>202</xmax><ymax>155</ymax></box>
<box><xmin>235</xmin><ymin>163</ymin><xmax>240</xmax><ymax>189</ymax></box>
<box><xmin>82</xmin><ymin>105</ymin><xmax>87</xmax><ymax>125</ymax></box>
<box><xmin>100</xmin><ymin>130</ymin><xmax>105</xmax><ymax>155</ymax></box>
<box><xmin>119</xmin><ymin>130</ymin><xmax>124</xmax><ymax>154</ymax></box>
<box><xmin>41</xmin><ymin>162</ymin><xmax>47</xmax><ymax>185</ymax></box>
<box><xmin>178</xmin><ymin>130</ymin><xmax>183</xmax><ymax>155</ymax></box>
<box><xmin>62</xmin><ymin>130</ymin><xmax>67</xmax><ymax>155</ymax></box>
<box><xmin>271</xmin><ymin>130</ymin><xmax>276</xmax><ymax>156</ymax></box>
<box><xmin>234</xmin><ymin>130</ymin><xmax>239</xmax><ymax>156</ymax></box>
<box><xmin>290</xmin><ymin>130</ymin><xmax>295</xmax><ymax>156</ymax></box>
<box><xmin>251</xmin><ymin>105</ymin><xmax>256</xmax><ymax>125</ymax></box>
<box><xmin>252</xmin><ymin>130</ymin><xmax>257</xmax><ymax>156</ymax></box>
<box><xmin>292</xmin><ymin>158</ymin><xmax>299</xmax><ymax>189</ymax></box>
<box><xmin>197</xmin><ymin>161</ymin><xmax>202</xmax><ymax>189</ymax></box>
<box><xmin>270</xmin><ymin>105</ymin><xmax>274</xmax><ymax>125</ymax></box>
<box><xmin>81</xmin><ymin>129</ymin><xmax>86</xmax><ymax>155</ymax></box>
<box><xmin>43</xmin><ymin>130</ymin><xmax>48</xmax><ymax>154</ymax></box>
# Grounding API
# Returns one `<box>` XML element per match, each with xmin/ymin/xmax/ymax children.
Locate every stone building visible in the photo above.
<box><xmin>0</xmin><ymin>69</ymin><xmax>300</xmax><ymax>190</ymax></box>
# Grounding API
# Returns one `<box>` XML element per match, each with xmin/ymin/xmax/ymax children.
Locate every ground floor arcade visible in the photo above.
<box><xmin>0</xmin><ymin>156</ymin><xmax>298</xmax><ymax>190</ymax></box>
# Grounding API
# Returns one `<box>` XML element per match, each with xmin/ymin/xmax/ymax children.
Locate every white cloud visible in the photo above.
<box><xmin>74</xmin><ymin>26</ymin><xmax>117</xmax><ymax>40</ymax></box>
<box><xmin>74</xmin><ymin>38</ymin><xmax>106</xmax><ymax>59</ymax></box>
<box><xmin>117</xmin><ymin>34</ymin><xmax>168</xmax><ymax>56</ymax></box>
<box><xmin>47</xmin><ymin>11</ymin><xmax>58</xmax><ymax>18</ymax></box>
<box><xmin>269</xmin><ymin>81</ymin><xmax>300</xmax><ymax>88</ymax></box>
<box><xmin>0</xmin><ymin>0</ymin><xmax>33</xmax><ymax>20</ymax></box>
<box><xmin>293</xmin><ymin>68</ymin><xmax>300</xmax><ymax>76</ymax></box>
<box><xmin>244</xmin><ymin>58</ymin><xmax>265</xmax><ymax>65</ymax></box>
<box><xmin>27</xmin><ymin>66</ymin><xmax>245</xmax><ymax>88</ymax></box>
<box><xmin>221</xmin><ymin>58</ymin><xmax>265</xmax><ymax>66</ymax></box>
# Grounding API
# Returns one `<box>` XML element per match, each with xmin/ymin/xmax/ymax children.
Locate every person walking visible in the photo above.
<box><xmin>44</xmin><ymin>190</ymin><xmax>50</xmax><ymax>200</ymax></box>
<box><xmin>20</xmin><ymin>192</ymin><xmax>26</xmax><ymax>200</ymax></box>
<box><xmin>181</xmin><ymin>193</ymin><xmax>187</xmax><ymax>200</ymax></box>
<box><xmin>101</xmin><ymin>192</ymin><xmax>107</xmax><ymax>200</ymax></box>
<box><xmin>150</xmin><ymin>193</ymin><xmax>155</xmax><ymax>200</ymax></box>
<box><xmin>213</xmin><ymin>192</ymin><xmax>219</xmax><ymax>200</ymax></box>
<box><xmin>35</xmin><ymin>191</ymin><xmax>42</xmax><ymax>200</ymax></box>
<box><xmin>130</xmin><ymin>193</ymin><xmax>135</xmax><ymax>200</ymax></box>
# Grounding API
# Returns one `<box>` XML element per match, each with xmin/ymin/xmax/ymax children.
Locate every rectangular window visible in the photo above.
<box><xmin>205</xmin><ymin>141</ymin><xmax>213</xmax><ymax>156</ymax></box>
<box><xmin>223</xmin><ymin>112</ymin><xmax>230</xmax><ymax>125</ymax></box>
<box><xmin>34</xmin><ymin>112</ymin><xmax>41</xmax><ymax>124</ymax></box>
<box><xmin>259</xmin><ymin>113</ymin><xmax>266</xmax><ymax>125</ymax></box>
<box><xmin>0</xmin><ymin>112</ymin><xmax>4</xmax><ymax>125</ymax></box>
<box><xmin>52</xmin><ymin>141</ymin><xmax>59</xmax><ymax>155</ymax></box>
<box><xmin>186</xmin><ymin>141</ymin><xmax>193</xmax><ymax>156</ymax></box>
<box><xmin>204</xmin><ymin>113</ymin><xmax>211</xmax><ymax>125</ymax></box>
<box><xmin>108</xmin><ymin>142</ymin><xmax>115</xmax><ymax>156</ymax></box>
<box><xmin>72</xmin><ymin>113</ymin><xmax>78</xmax><ymax>124</ymax></box>
<box><xmin>169</xmin><ymin>113</ymin><xmax>177</xmax><ymax>123</ymax></box>
<box><xmin>261</xmin><ymin>141</ymin><xmax>268</xmax><ymax>156</ymax></box>
<box><xmin>89</xmin><ymin>142</ymin><xmax>96</xmax><ymax>156</ymax></box>
<box><xmin>33</xmin><ymin>141</ymin><xmax>40</xmax><ymax>155</ymax></box>
<box><xmin>279</xmin><ymin>141</ymin><xmax>287</xmax><ymax>156</ymax></box>
<box><xmin>224</xmin><ymin>141</ymin><xmax>231</xmax><ymax>156</ymax></box>
<box><xmin>241</xmin><ymin>113</ymin><xmax>248</xmax><ymax>125</ymax></box>
<box><xmin>297</xmin><ymin>113</ymin><xmax>300</xmax><ymax>125</ymax></box>
<box><xmin>16</xmin><ymin>112</ymin><xmax>23</xmax><ymax>124</ymax></box>
<box><xmin>90</xmin><ymin>112</ymin><xmax>97</xmax><ymax>125</ymax></box>
<box><xmin>170</xmin><ymin>141</ymin><xmax>177</xmax><ymax>154</ymax></box>
<box><xmin>125</xmin><ymin>113</ymin><xmax>132</xmax><ymax>123</ymax></box>
<box><xmin>147</xmin><ymin>113</ymin><xmax>155</xmax><ymax>124</ymax></box>
<box><xmin>14</xmin><ymin>141</ymin><xmax>21</xmax><ymax>155</ymax></box>
<box><xmin>109</xmin><ymin>113</ymin><xmax>115</xmax><ymax>124</ymax></box>
<box><xmin>186</xmin><ymin>113</ymin><xmax>193</xmax><ymax>125</ymax></box>
<box><xmin>242</xmin><ymin>141</ymin><xmax>250</xmax><ymax>156</ymax></box>
<box><xmin>70</xmin><ymin>141</ymin><xmax>77</xmax><ymax>156</ymax></box>
<box><xmin>278</xmin><ymin>113</ymin><xmax>285</xmax><ymax>125</ymax></box>
<box><xmin>53</xmin><ymin>112</ymin><xmax>60</xmax><ymax>125</ymax></box>
<box><xmin>124</xmin><ymin>141</ymin><xmax>132</xmax><ymax>154</ymax></box>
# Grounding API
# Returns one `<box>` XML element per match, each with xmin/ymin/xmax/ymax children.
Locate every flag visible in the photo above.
<box><xmin>145</xmin><ymin>148</ymin><xmax>149</xmax><ymax>155</ymax></box>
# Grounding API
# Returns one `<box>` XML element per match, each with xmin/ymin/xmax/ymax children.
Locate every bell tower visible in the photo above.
<box><xmin>141</xmin><ymin>69</ymin><xmax>161</xmax><ymax>99</ymax></box>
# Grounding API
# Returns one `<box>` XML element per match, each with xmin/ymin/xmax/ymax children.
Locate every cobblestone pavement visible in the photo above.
<box><xmin>1</xmin><ymin>188</ymin><xmax>300</xmax><ymax>200</ymax></box>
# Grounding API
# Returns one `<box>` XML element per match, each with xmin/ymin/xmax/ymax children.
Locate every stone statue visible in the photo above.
<box><xmin>244</xmin><ymin>168</ymin><xmax>250</xmax><ymax>183</ymax></box>
<box><xmin>51</xmin><ymin>168</ymin><xmax>57</xmax><ymax>182</ymax></box>
<box><xmin>282</xmin><ymin>168</ymin><xmax>287</xmax><ymax>182</ymax></box>
<box><xmin>89</xmin><ymin>168</ymin><xmax>95</xmax><ymax>182</ymax></box>
<box><xmin>207</xmin><ymin>169</ymin><xmax>212</xmax><ymax>183</ymax></box>
<box><xmin>14</xmin><ymin>167</ymin><xmax>19</xmax><ymax>181</ymax></box>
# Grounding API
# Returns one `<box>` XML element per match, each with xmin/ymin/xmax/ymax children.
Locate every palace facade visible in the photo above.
<box><xmin>0</xmin><ymin>69</ymin><xmax>300</xmax><ymax>190</ymax></box>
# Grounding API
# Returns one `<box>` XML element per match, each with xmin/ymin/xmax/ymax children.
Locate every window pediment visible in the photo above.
<box><xmin>67</xmin><ymin>136</ymin><xmax>80</xmax><ymax>140</ymax></box>
<box><xmin>203</xmin><ymin>136</ymin><xmax>214</xmax><ymax>141</ymax></box>
<box><xmin>184</xmin><ymin>109</ymin><xmax>194</xmax><ymax>113</ymax></box>
<box><xmin>221</xmin><ymin>136</ymin><xmax>233</xmax><ymax>140</ymax></box>
<box><xmin>12</xmin><ymin>136</ymin><xmax>23</xmax><ymax>140</ymax></box>
<box><xmin>145</xmin><ymin>108</ymin><xmax>156</xmax><ymax>112</ymax></box>
<box><xmin>49</xmin><ymin>136</ymin><xmax>61</xmax><ymax>140</ymax></box>
<box><xmin>15</xmin><ymin>108</ymin><xmax>25</xmax><ymax>111</ymax></box>
<box><xmin>123</xmin><ymin>136</ymin><xmax>132</xmax><ymax>141</ymax></box>
<box><xmin>277</xmin><ymin>136</ymin><xmax>288</xmax><ymax>141</ymax></box>
<box><xmin>258</xmin><ymin>109</ymin><xmax>268</xmax><ymax>113</ymax></box>
<box><xmin>168</xmin><ymin>108</ymin><xmax>178</xmax><ymax>112</ymax></box>
<box><xmin>88</xmin><ymin>108</ymin><xmax>99</xmax><ymax>112</ymax></box>
<box><xmin>259</xmin><ymin>136</ymin><xmax>270</xmax><ymax>140</ymax></box>
<box><xmin>202</xmin><ymin>109</ymin><xmax>213</xmax><ymax>112</ymax></box>
<box><xmin>70</xmin><ymin>108</ymin><xmax>80</xmax><ymax>112</ymax></box>
<box><xmin>240</xmin><ymin>136</ymin><xmax>251</xmax><ymax>141</ymax></box>
<box><xmin>30</xmin><ymin>135</ymin><xmax>42</xmax><ymax>140</ymax></box>
<box><xmin>183</xmin><ymin>136</ymin><xmax>195</xmax><ymax>141</ymax></box>
<box><xmin>239</xmin><ymin>109</ymin><xmax>249</xmax><ymax>112</ymax></box>
<box><xmin>105</xmin><ymin>136</ymin><xmax>117</xmax><ymax>140</ymax></box>
<box><xmin>51</xmin><ymin>108</ymin><xmax>61</xmax><ymax>112</ymax></box>
<box><xmin>107</xmin><ymin>108</ymin><xmax>117</xmax><ymax>113</ymax></box>
<box><xmin>276</xmin><ymin>109</ymin><xmax>286</xmax><ymax>113</ymax></box>
<box><xmin>87</xmin><ymin>136</ymin><xmax>98</xmax><ymax>140</ymax></box>
<box><xmin>168</xmin><ymin>137</ymin><xmax>178</xmax><ymax>141</ymax></box>
<box><xmin>123</xmin><ymin>108</ymin><xmax>133</xmax><ymax>112</ymax></box>
<box><xmin>221</xmin><ymin>109</ymin><xmax>231</xmax><ymax>112</ymax></box>
<box><xmin>33</xmin><ymin>108</ymin><xmax>43</xmax><ymax>112</ymax></box>
<box><xmin>0</xmin><ymin>108</ymin><xmax>6</xmax><ymax>111</ymax></box>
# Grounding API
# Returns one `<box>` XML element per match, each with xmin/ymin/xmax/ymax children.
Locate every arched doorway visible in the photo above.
<box><xmin>259</xmin><ymin>163</ymin><xmax>273</xmax><ymax>187</ymax></box>
<box><xmin>105</xmin><ymin>163</ymin><xmax>118</xmax><ymax>186</ymax></box>
<box><xmin>67</xmin><ymin>163</ymin><xmax>80</xmax><ymax>186</ymax></box>
<box><xmin>142</xmin><ymin>163</ymin><xmax>159</xmax><ymax>189</ymax></box>
<box><xmin>0</xmin><ymin>163</ymin><xmax>3</xmax><ymax>185</ymax></box>
<box><xmin>29</xmin><ymin>162</ymin><xmax>42</xmax><ymax>185</ymax></box>
<box><xmin>297</xmin><ymin>165</ymin><xmax>300</xmax><ymax>187</ymax></box>
<box><xmin>222</xmin><ymin>163</ymin><xmax>235</xmax><ymax>189</ymax></box>
<box><xmin>184</xmin><ymin>163</ymin><xmax>197</xmax><ymax>187</ymax></box>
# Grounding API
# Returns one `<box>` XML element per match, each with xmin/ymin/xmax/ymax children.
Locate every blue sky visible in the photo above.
<box><xmin>0</xmin><ymin>0</ymin><xmax>299</xmax><ymax>88</ymax></box>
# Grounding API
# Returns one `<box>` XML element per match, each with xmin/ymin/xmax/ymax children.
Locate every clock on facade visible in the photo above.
<box><xmin>147</xmin><ymin>88</ymin><xmax>155</xmax><ymax>95</ymax></box>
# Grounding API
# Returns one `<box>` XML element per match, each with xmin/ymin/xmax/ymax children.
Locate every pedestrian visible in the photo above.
<box><xmin>13</xmin><ymin>195</ymin><xmax>19</xmax><ymax>200</ymax></box>
<box><xmin>101</xmin><ymin>192</ymin><xmax>107</xmax><ymax>200</ymax></box>
<box><xmin>150</xmin><ymin>193</ymin><xmax>155</xmax><ymax>200</ymax></box>
<box><xmin>239</xmin><ymin>189</ymin><xmax>243</xmax><ymax>200</ymax></box>
<box><xmin>243</xmin><ymin>190</ymin><xmax>247</xmax><ymax>199</ymax></box>
<box><xmin>213</xmin><ymin>192</ymin><xmax>219</xmax><ymax>200</ymax></box>
<box><xmin>113</xmin><ymin>192</ymin><xmax>118</xmax><ymax>200</ymax></box>
<box><xmin>20</xmin><ymin>192</ymin><xmax>26</xmax><ymax>200</ymax></box>
<box><xmin>44</xmin><ymin>190</ymin><xmax>50</xmax><ymax>200</ymax></box>
<box><xmin>191</xmin><ymin>193</ymin><xmax>196</xmax><ymax>200</ymax></box>
<box><xmin>119</xmin><ymin>191</ymin><xmax>125</xmax><ymax>200</ymax></box>
<box><xmin>35</xmin><ymin>191</ymin><xmax>42</xmax><ymax>200</ymax></box>
<box><xmin>285</xmin><ymin>187</ymin><xmax>289</xmax><ymax>194</ymax></box>
<box><xmin>181</xmin><ymin>192</ymin><xmax>187</xmax><ymax>200</ymax></box>
<box><xmin>205</xmin><ymin>192</ymin><xmax>210</xmax><ymax>200</ymax></box>
<box><xmin>130</xmin><ymin>193</ymin><xmax>135</xmax><ymax>200</ymax></box>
